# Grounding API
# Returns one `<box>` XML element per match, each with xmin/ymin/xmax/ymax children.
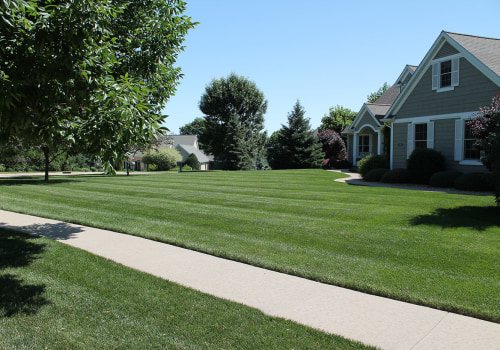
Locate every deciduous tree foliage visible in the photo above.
<box><xmin>367</xmin><ymin>82</ymin><xmax>390</xmax><ymax>103</ymax></box>
<box><xmin>0</xmin><ymin>0</ymin><xmax>196</xmax><ymax>180</ymax></box>
<box><xmin>468</xmin><ymin>93</ymin><xmax>500</xmax><ymax>205</ymax></box>
<box><xmin>268</xmin><ymin>100</ymin><xmax>322</xmax><ymax>169</ymax></box>
<box><xmin>198</xmin><ymin>73</ymin><xmax>267</xmax><ymax>170</ymax></box>
<box><xmin>317</xmin><ymin>129</ymin><xmax>347</xmax><ymax>168</ymax></box>
<box><xmin>319</xmin><ymin>105</ymin><xmax>357</xmax><ymax>137</ymax></box>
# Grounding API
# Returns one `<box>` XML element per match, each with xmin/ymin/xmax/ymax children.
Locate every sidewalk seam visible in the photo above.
<box><xmin>408</xmin><ymin>312</ymin><xmax>449</xmax><ymax>350</ymax></box>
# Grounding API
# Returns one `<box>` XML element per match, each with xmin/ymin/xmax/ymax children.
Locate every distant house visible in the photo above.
<box><xmin>128</xmin><ymin>135</ymin><xmax>213</xmax><ymax>171</ymax></box>
<box><xmin>344</xmin><ymin>31</ymin><xmax>500</xmax><ymax>172</ymax></box>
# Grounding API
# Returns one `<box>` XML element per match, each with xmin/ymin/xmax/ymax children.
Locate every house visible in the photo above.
<box><xmin>128</xmin><ymin>135</ymin><xmax>213</xmax><ymax>171</ymax></box>
<box><xmin>343</xmin><ymin>65</ymin><xmax>417</xmax><ymax>164</ymax></box>
<box><xmin>344</xmin><ymin>31</ymin><xmax>500</xmax><ymax>172</ymax></box>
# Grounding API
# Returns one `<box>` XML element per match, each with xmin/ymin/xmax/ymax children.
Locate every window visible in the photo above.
<box><xmin>440</xmin><ymin>60</ymin><xmax>452</xmax><ymax>88</ymax></box>
<box><xmin>358</xmin><ymin>135</ymin><xmax>370</xmax><ymax>156</ymax></box>
<box><xmin>463</xmin><ymin>122</ymin><xmax>480</xmax><ymax>160</ymax></box>
<box><xmin>432</xmin><ymin>56</ymin><xmax>459</xmax><ymax>91</ymax></box>
<box><xmin>414</xmin><ymin>124</ymin><xmax>427</xmax><ymax>149</ymax></box>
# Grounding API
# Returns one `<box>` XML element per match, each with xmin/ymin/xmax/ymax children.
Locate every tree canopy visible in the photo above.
<box><xmin>0</xmin><ymin>0</ymin><xmax>196</xmax><ymax>180</ymax></box>
<box><xmin>367</xmin><ymin>82</ymin><xmax>390</xmax><ymax>103</ymax></box>
<box><xmin>268</xmin><ymin>100</ymin><xmax>322</xmax><ymax>169</ymax></box>
<box><xmin>319</xmin><ymin>105</ymin><xmax>357</xmax><ymax>135</ymax></box>
<box><xmin>198</xmin><ymin>73</ymin><xmax>267</xmax><ymax>170</ymax></box>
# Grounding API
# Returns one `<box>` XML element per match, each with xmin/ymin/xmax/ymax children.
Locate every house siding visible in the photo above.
<box><xmin>433</xmin><ymin>118</ymin><xmax>456</xmax><ymax>169</ymax></box>
<box><xmin>396</xmin><ymin>58</ymin><xmax>499</xmax><ymax>119</ymax></box>
<box><xmin>347</xmin><ymin>135</ymin><xmax>353</xmax><ymax>162</ymax></box>
<box><xmin>355</xmin><ymin>110</ymin><xmax>379</xmax><ymax>129</ymax></box>
<box><xmin>392</xmin><ymin>123</ymin><xmax>409</xmax><ymax>169</ymax></box>
<box><xmin>434</xmin><ymin>42</ymin><xmax>459</xmax><ymax>59</ymax></box>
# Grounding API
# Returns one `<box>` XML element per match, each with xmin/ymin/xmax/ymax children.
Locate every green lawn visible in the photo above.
<box><xmin>0</xmin><ymin>169</ymin><xmax>499</xmax><ymax>323</ymax></box>
<box><xmin>0</xmin><ymin>228</ymin><xmax>372</xmax><ymax>349</ymax></box>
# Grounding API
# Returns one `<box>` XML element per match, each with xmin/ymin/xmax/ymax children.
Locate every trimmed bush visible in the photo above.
<box><xmin>357</xmin><ymin>155</ymin><xmax>389</xmax><ymax>179</ymax></box>
<box><xmin>142</xmin><ymin>147</ymin><xmax>182</xmax><ymax>171</ymax></box>
<box><xmin>454</xmin><ymin>172</ymin><xmax>495</xmax><ymax>192</ymax></box>
<box><xmin>407</xmin><ymin>148</ymin><xmax>446</xmax><ymax>184</ymax></box>
<box><xmin>430</xmin><ymin>171</ymin><xmax>463</xmax><ymax>188</ymax></box>
<box><xmin>364</xmin><ymin>168</ymin><xmax>390</xmax><ymax>182</ymax></box>
<box><xmin>381</xmin><ymin>168</ymin><xmax>412</xmax><ymax>184</ymax></box>
<box><xmin>185</xmin><ymin>153</ymin><xmax>200</xmax><ymax>171</ymax></box>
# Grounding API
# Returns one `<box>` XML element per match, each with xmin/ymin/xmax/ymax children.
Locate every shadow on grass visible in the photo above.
<box><xmin>0</xmin><ymin>228</ymin><xmax>49</xmax><ymax>317</ymax></box>
<box><xmin>409</xmin><ymin>206</ymin><xmax>500</xmax><ymax>231</ymax></box>
<box><xmin>0</xmin><ymin>177</ymin><xmax>78</xmax><ymax>186</ymax></box>
<box><xmin>0</xmin><ymin>222</ymin><xmax>85</xmax><ymax>241</ymax></box>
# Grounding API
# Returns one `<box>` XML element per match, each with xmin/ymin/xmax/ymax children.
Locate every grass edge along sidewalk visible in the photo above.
<box><xmin>0</xmin><ymin>226</ymin><xmax>373</xmax><ymax>350</ymax></box>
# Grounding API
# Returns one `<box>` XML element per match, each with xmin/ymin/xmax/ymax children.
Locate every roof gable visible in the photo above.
<box><xmin>387</xmin><ymin>31</ymin><xmax>500</xmax><ymax>118</ymax></box>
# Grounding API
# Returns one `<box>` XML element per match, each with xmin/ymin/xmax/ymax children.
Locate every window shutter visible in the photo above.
<box><xmin>451</xmin><ymin>57</ymin><xmax>460</xmax><ymax>86</ymax></box>
<box><xmin>432</xmin><ymin>63</ymin><xmax>439</xmax><ymax>90</ymax></box>
<box><xmin>454</xmin><ymin>119</ymin><xmax>463</xmax><ymax>161</ymax></box>
<box><xmin>427</xmin><ymin>122</ymin><xmax>434</xmax><ymax>149</ymax></box>
<box><xmin>407</xmin><ymin>123</ymin><xmax>414</xmax><ymax>158</ymax></box>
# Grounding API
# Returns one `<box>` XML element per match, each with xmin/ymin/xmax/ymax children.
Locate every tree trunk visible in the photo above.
<box><xmin>43</xmin><ymin>147</ymin><xmax>50</xmax><ymax>182</ymax></box>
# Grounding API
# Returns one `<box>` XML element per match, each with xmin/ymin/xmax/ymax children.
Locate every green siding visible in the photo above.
<box><xmin>355</xmin><ymin>109</ymin><xmax>379</xmax><ymax>130</ymax></box>
<box><xmin>347</xmin><ymin>135</ymin><xmax>353</xmax><ymax>161</ymax></box>
<box><xmin>392</xmin><ymin>123</ymin><xmax>408</xmax><ymax>169</ymax></box>
<box><xmin>397</xmin><ymin>58</ymin><xmax>499</xmax><ymax>119</ymax></box>
<box><xmin>433</xmin><ymin>119</ymin><xmax>456</xmax><ymax>168</ymax></box>
<box><xmin>434</xmin><ymin>42</ymin><xmax>459</xmax><ymax>59</ymax></box>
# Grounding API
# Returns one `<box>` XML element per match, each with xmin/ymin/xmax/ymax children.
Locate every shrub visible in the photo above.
<box><xmin>147</xmin><ymin>164</ymin><xmax>158</xmax><ymax>171</ymax></box>
<box><xmin>357</xmin><ymin>155</ymin><xmax>389</xmax><ymax>179</ymax></box>
<box><xmin>430</xmin><ymin>171</ymin><xmax>463</xmax><ymax>188</ymax></box>
<box><xmin>407</xmin><ymin>148</ymin><xmax>446</xmax><ymax>184</ymax></box>
<box><xmin>0</xmin><ymin>164</ymin><xmax>6</xmax><ymax>172</ymax></box>
<box><xmin>454</xmin><ymin>172</ymin><xmax>495</xmax><ymax>191</ymax></box>
<box><xmin>142</xmin><ymin>147</ymin><xmax>182</xmax><ymax>171</ymax></box>
<box><xmin>381</xmin><ymin>168</ymin><xmax>412</xmax><ymax>184</ymax></box>
<box><xmin>185</xmin><ymin>153</ymin><xmax>200</xmax><ymax>171</ymax></box>
<box><xmin>364</xmin><ymin>168</ymin><xmax>390</xmax><ymax>182</ymax></box>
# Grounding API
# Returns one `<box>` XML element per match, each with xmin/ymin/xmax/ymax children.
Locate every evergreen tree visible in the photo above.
<box><xmin>268</xmin><ymin>101</ymin><xmax>322</xmax><ymax>169</ymax></box>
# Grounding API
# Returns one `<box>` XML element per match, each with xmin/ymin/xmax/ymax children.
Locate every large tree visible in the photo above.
<box><xmin>0</xmin><ymin>0</ymin><xmax>195</xmax><ymax>181</ymax></box>
<box><xmin>198</xmin><ymin>73</ymin><xmax>267</xmax><ymax>170</ymax></box>
<box><xmin>319</xmin><ymin>105</ymin><xmax>357</xmax><ymax>135</ymax></box>
<box><xmin>268</xmin><ymin>100</ymin><xmax>322</xmax><ymax>169</ymax></box>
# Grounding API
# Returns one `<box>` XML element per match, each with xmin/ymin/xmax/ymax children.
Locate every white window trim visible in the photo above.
<box><xmin>431</xmin><ymin>55</ymin><xmax>460</xmax><ymax>92</ymax></box>
<box><xmin>455</xmin><ymin>119</ymin><xmax>483</xmax><ymax>165</ymax></box>
<box><xmin>357</xmin><ymin>134</ymin><xmax>372</xmax><ymax>158</ymax></box>
<box><xmin>407</xmin><ymin>122</ymin><xmax>434</xmax><ymax>158</ymax></box>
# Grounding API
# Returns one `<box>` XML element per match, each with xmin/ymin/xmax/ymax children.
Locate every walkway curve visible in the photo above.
<box><xmin>1</xmin><ymin>209</ymin><xmax>499</xmax><ymax>350</ymax></box>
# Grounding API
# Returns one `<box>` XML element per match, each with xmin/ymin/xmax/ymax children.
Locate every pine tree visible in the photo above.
<box><xmin>269</xmin><ymin>101</ymin><xmax>322</xmax><ymax>169</ymax></box>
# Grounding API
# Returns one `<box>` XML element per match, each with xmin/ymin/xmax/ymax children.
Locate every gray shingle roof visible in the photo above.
<box><xmin>366</xmin><ymin>104</ymin><xmax>392</xmax><ymax>121</ymax></box>
<box><xmin>373</xmin><ymin>85</ymin><xmax>401</xmax><ymax>105</ymax></box>
<box><xmin>176</xmin><ymin>144</ymin><xmax>212</xmax><ymax>163</ymax></box>
<box><xmin>446</xmin><ymin>32</ymin><xmax>500</xmax><ymax>76</ymax></box>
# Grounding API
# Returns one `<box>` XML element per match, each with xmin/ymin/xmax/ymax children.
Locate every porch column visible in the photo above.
<box><xmin>352</xmin><ymin>132</ymin><xmax>358</xmax><ymax>165</ymax></box>
<box><xmin>377</xmin><ymin>130</ymin><xmax>383</xmax><ymax>155</ymax></box>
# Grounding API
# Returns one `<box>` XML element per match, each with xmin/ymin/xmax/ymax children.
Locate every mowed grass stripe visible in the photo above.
<box><xmin>0</xmin><ymin>170</ymin><xmax>498</xmax><ymax>322</ymax></box>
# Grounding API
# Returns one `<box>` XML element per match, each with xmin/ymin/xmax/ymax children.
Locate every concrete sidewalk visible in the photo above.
<box><xmin>1</xmin><ymin>209</ymin><xmax>499</xmax><ymax>350</ymax></box>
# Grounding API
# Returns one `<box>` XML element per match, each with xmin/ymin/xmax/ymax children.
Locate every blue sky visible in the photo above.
<box><xmin>162</xmin><ymin>0</ymin><xmax>500</xmax><ymax>135</ymax></box>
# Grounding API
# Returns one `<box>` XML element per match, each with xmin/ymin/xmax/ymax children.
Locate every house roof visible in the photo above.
<box><xmin>386</xmin><ymin>31</ymin><xmax>500</xmax><ymax>119</ymax></box>
<box><xmin>176</xmin><ymin>144</ymin><xmax>212</xmax><ymax>163</ymax></box>
<box><xmin>446</xmin><ymin>32</ymin><xmax>500</xmax><ymax>76</ymax></box>
<box><xmin>366</xmin><ymin>104</ymin><xmax>392</xmax><ymax>121</ymax></box>
<box><xmin>171</xmin><ymin>135</ymin><xmax>197</xmax><ymax>147</ymax></box>
<box><xmin>372</xmin><ymin>85</ymin><xmax>400</xmax><ymax>105</ymax></box>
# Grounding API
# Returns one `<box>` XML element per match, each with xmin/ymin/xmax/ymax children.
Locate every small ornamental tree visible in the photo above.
<box><xmin>468</xmin><ymin>93</ymin><xmax>500</xmax><ymax>204</ymax></box>
<box><xmin>185</xmin><ymin>153</ymin><xmax>200</xmax><ymax>170</ymax></box>
<box><xmin>317</xmin><ymin>129</ymin><xmax>347</xmax><ymax>168</ymax></box>
<box><xmin>142</xmin><ymin>147</ymin><xmax>182</xmax><ymax>171</ymax></box>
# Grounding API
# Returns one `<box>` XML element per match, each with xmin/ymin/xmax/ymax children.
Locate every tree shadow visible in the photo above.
<box><xmin>0</xmin><ymin>222</ymin><xmax>85</xmax><ymax>241</ymax></box>
<box><xmin>0</xmin><ymin>228</ymin><xmax>49</xmax><ymax>317</ymax></box>
<box><xmin>0</xmin><ymin>177</ymin><xmax>77</xmax><ymax>186</ymax></box>
<box><xmin>409</xmin><ymin>206</ymin><xmax>500</xmax><ymax>231</ymax></box>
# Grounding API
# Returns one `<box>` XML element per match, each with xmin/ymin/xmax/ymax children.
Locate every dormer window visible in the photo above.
<box><xmin>432</xmin><ymin>56</ymin><xmax>459</xmax><ymax>92</ymax></box>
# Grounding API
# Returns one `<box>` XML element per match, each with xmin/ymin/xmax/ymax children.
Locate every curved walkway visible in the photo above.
<box><xmin>0</xmin><ymin>209</ymin><xmax>499</xmax><ymax>350</ymax></box>
<box><xmin>331</xmin><ymin>170</ymin><xmax>494</xmax><ymax>196</ymax></box>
